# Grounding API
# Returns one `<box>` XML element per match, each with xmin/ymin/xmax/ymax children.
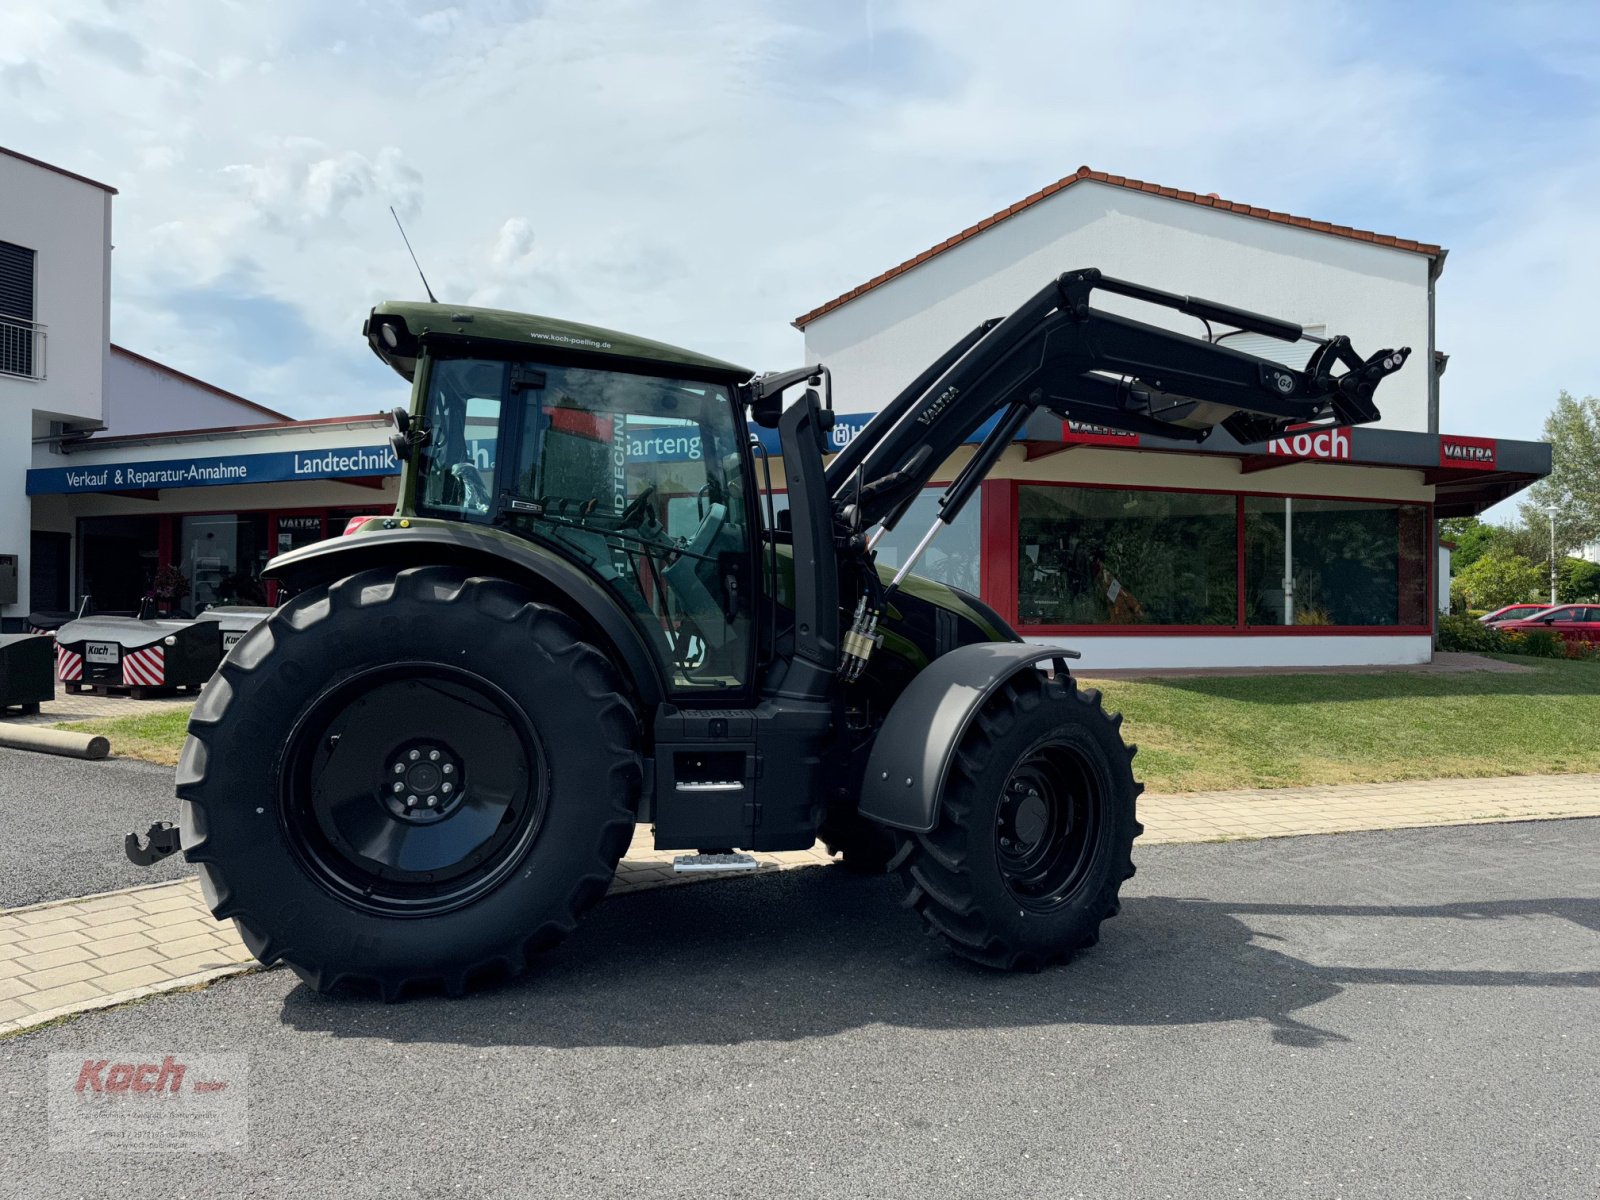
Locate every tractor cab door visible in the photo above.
<box><xmin>413</xmin><ymin>355</ymin><xmax>758</xmax><ymax>695</ymax></box>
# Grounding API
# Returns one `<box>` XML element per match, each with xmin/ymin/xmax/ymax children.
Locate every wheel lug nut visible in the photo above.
<box><xmin>443</xmin><ymin>764</ymin><xmax>454</xmax><ymax>775</ymax></box>
<box><xmin>426</xmin><ymin>796</ymin><xmax>437</xmax><ymax>807</ymax></box>
<box><xmin>429</xmin><ymin>750</ymin><xmax>441</xmax><ymax>762</ymax></box>
<box><xmin>393</xmin><ymin>763</ymin><xmax>404</xmax><ymax>774</ymax></box>
<box><xmin>408</xmin><ymin>750</ymin><xmax>420</xmax><ymax>762</ymax></box>
<box><xmin>441</xmin><ymin>782</ymin><xmax>453</xmax><ymax>795</ymax></box>
<box><xmin>406</xmin><ymin>795</ymin><xmax>417</xmax><ymax>806</ymax></box>
<box><xmin>392</xmin><ymin>782</ymin><xmax>404</xmax><ymax>793</ymax></box>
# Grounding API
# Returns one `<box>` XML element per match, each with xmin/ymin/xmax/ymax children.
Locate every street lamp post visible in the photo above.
<box><xmin>1544</xmin><ymin>505</ymin><xmax>1560</xmax><ymax>605</ymax></box>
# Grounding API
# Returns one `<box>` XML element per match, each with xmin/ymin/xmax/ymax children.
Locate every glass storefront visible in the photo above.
<box><xmin>179</xmin><ymin>513</ymin><xmax>270</xmax><ymax>609</ymax></box>
<box><xmin>871</xmin><ymin>489</ymin><xmax>983</xmax><ymax>594</ymax></box>
<box><xmin>77</xmin><ymin>515</ymin><xmax>159</xmax><ymax>615</ymax></box>
<box><xmin>1018</xmin><ymin>486</ymin><xmax>1236</xmax><ymax>626</ymax></box>
<box><xmin>1244</xmin><ymin>497</ymin><xmax>1430</xmax><ymax>627</ymax></box>
<box><xmin>1015</xmin><ymin>484</ymin><xmax>1429</xmax><ymax>630</ymax></box>
<box><xmin>765</xmin><ymin>486</ymin><xmax>983</xmax><ymax>594</ymax></box>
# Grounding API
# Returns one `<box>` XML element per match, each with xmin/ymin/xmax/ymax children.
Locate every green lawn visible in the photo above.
<box><xmin>1081</xmin><ymin>656</ymin><xmax>1600</xmax><ymax>792</ymax></box>
<box><xmin>54</xmin><ymin>656</ymin><xmax>1600</xmax><ymax>792</ymax></box>
<box><xmin>57</xmin><ymin>707</ymin><xmax>192</xmax><ymax>767</ymax></box>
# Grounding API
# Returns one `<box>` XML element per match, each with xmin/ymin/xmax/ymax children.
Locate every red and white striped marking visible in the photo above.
<box><xmin>28</xmin><ymin>625</ymin><xmax>58</xmax><ymax>639</ymax></box>
<box><xmin>122</xmin><ymin>645</ymin><xmax>166</xmax><ymax>687</ymax></box>
<box><xmin>56</xmin><ymin>643</ymin><xmax>83</xmax><ymax>682</ymax></box>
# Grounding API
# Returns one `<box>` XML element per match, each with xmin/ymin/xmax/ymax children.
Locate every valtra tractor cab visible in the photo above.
<box><xmin>129</xmin><ymin>269</ymin><xmax>1409</xmax><ymax>997</ymax></box>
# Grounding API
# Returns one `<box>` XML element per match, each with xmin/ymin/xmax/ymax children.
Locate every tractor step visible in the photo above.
<box><xmin>672</xmin><ymin>852</ymin><xmax>760</xmax><ymax>874</ymax></box>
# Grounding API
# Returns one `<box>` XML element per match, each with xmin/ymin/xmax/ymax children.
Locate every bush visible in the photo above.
<box><xmin>1437</xmin><ymin>613</ymin><xmax>1597</xmax><ymax>661</ymax></box>
<box><xmin>1507</xmin><ymin>629</ymin><xmax>1569</xmax><ymax>659</ymax></box>
<box><xmin>1437</xmin><ymin>613</ymin><xmax>1512</xmax><ymax>653</ymax></box>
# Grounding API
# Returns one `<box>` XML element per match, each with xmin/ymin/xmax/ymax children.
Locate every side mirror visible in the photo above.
<box><xmin>389</xmin><ymin>407</ymin><xmax>423</xmax><ymax>463</ymax></box>
<box><xmin>750</xmin><ymin>392</ymin><xmax>782</xmax><ymax>430</ymax></box>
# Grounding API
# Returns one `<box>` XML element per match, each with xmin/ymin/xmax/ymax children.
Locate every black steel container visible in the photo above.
<box><xmin>0</xmin><ymin>634</ymin><xmax>55</xmax><ymax>713</ymax></box>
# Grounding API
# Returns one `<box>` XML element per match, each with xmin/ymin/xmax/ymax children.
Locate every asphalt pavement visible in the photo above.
<box><xmin>2</xmin><ymin>817</ymin><xmax>1596</xmax><ymax>1198</ymax></box>
<box><xmin>0</xmin><ymin>747</ymin><xmax>189</xmax><ymax>907</ymax></box>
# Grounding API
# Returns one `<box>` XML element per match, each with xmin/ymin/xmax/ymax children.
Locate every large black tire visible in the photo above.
<box><xmin>889</xmin><ymin>669</ymin><xmax>1142</xmax><ymax>970</ymax></box>
<box><xmin>177</xmin><ymin>566</ymin><xmax>641</xmax><ymax>999</ymax></box>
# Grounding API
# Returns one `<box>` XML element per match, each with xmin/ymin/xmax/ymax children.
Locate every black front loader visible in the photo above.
<box><xmin>750</xmin><ymin>266</ymin><xmax>1408</xmax><ymax>710</ymax></box>
<box><xmin>127</xmin><ymin>268</ymin><xmax>1409</xmax><ymax>995</ymax></box>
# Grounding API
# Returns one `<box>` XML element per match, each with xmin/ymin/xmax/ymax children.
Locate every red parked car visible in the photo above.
<box><xmin>1495</xmin><ymin>605</ymin><xmax>1600</xmax><ymax>648</ymax></box>
<box><xmin>1480</xmin><ymin>603</ymin><xmax>1549</xmax><ymax>625</ymax></box>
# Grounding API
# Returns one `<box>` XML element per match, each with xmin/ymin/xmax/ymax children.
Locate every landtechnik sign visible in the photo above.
<box><xmin>26</xmin><ymin>445</ymin><xmax>401</xmax><ymax>496</ymax></box>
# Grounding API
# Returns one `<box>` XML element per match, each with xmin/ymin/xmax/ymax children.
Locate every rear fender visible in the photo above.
<box><xmin>858</xmin><ymin>643</ymin><xmax>1079</xmax><ymax>833</ymax></box>
<box><xmin>265</xmin><ymin>524</ymin><xmax>668</xmax><ymax>708</ymax></box>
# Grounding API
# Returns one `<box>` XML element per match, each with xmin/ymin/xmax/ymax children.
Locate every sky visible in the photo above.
<box><xmin>3</xmin><ymin>0</ymin><xmax>1599</xmax><ymax>489</ymax></box>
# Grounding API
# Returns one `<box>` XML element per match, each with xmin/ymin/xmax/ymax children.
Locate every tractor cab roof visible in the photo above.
<box><xmin>364</xmin><ymin>300</ymin><xmax>751</xmax><ymax>385</ymax></box>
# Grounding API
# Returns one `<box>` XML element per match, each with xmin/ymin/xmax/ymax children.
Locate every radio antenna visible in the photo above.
<box><xmin>389</xmin><ymin>205</ymin><xmax>439</xmax><ymax>303</ymax></box>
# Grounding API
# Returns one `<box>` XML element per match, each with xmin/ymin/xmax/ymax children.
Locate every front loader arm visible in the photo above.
<box><xmin>831</xmin><ymin>267</ymin><xmax>1410</xmax><ymax>530</ymax></box>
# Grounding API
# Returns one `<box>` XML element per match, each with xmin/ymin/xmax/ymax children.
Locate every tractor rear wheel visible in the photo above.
<box><xmin>890</xmin><ymin>669</ymin><xmax>1141</xmax><ymax>970</ymax></box>
<box><xmin>177</xmin><ymin>566</ymin><xmax>641</xmax><ymax>998</ymax></box>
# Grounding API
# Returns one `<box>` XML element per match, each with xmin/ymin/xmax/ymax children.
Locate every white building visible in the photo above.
<box><xmin>792</xmin><ymin>167</ymin><xmax>1549</xmax><ymax>669</ymax></box>
<box><xmin>1</xmin><ymin>147</ymin><xmax>115</xmax><ymax>626</ymax></box>
<box><xmin>4</xmin><ymin>146</ymin><xmax>398</xmax><ymax>626</ymax></box>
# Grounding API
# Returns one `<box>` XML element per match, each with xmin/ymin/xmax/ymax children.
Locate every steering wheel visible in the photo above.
<box><xmin>619</xmin><ymin>484</ymin><xmax>659</xmax><ymax>530</ymax></box>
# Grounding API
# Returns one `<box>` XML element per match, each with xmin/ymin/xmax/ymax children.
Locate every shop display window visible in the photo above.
<box><xmin>1018</xmin><ymin>486</ymin><xmax>1236</xmax><ymax>626</ymax></box>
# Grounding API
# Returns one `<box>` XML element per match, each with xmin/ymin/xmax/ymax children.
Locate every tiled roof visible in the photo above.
<box><xmin>793</xmin><ymin>166</ymin><xmax>1444</xmax><ymax>329</ymax></box>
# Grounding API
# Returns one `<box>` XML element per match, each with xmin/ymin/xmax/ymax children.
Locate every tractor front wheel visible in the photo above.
<box><xmin>890</xmin><ymin>669</ymin><xmax>1141</xmax><ymax>970</ymax></box>
<box><xmin>177</xmin><ymin>566</ymin><xmax>641</xmax><ymax>998</ymax></box>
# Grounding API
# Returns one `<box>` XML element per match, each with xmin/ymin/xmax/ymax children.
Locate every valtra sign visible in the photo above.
<box><xmin>1060</xmin><ymin>420</ymin><xmax>1141</xmax><ymax>448</ymax></box>
<box><xmin>1439</xmin><ymin>435</ymin><xmax>1497</xmax><ymax>471</ymax></box>
<box><xmin>1265</xmin><ymin>426</ymin><xmax>1351</xmax><ymax>462</ymax></box>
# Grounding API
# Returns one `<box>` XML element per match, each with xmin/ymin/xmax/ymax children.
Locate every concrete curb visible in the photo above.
<box><xmin>0</xmin><ymin>725</ymin><xmax>109</xmax><ymax>759</ymax></box>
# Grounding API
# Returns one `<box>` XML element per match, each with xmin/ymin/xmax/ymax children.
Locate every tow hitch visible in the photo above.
<box><xmin>125</xmin><ymin>821</ymin><xmax>182</xmax><ymax>866</ymax></box>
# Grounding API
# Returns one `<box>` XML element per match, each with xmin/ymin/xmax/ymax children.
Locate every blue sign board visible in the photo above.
<box><xmin>750</xmin><ymin>411</ymin><xmax>1007</xmax><ymax>459</ymax></box>
<box><xmin>25</xmin><ymin>411</ymin><xmax>1019</xmax><ymax>498</ymax></box>
<box><xmin>26</xmin><ymin>444</ymin><xmax>401</xmax><ymax>496</ymax></box>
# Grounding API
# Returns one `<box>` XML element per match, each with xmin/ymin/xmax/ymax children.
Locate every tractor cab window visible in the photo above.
<box><xmin>416</xmin><ymin>359</ymin><xmax>504</xmax><ymax>517</ymax></box>
<box><xmin>418</xmin><ymin>355</ymin><xmax>754</xmax><ymax>693</ymax></box>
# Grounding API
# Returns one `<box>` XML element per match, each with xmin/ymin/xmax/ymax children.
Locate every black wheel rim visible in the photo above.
<box><xmin>995</xmin><ymin>737</ymin><xmax>1100</xmax><ymax>911</ymax></box>
<box><xmin>279</xmin><ymin>664</ymin><xmax>547</xmax><ymax>917</ymax></box>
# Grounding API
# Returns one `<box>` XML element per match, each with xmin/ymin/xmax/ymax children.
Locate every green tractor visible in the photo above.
<box><xmin>128</xmin><ymin>269</ymin><xmax>1408</xmax><ymax>997</ymax></box>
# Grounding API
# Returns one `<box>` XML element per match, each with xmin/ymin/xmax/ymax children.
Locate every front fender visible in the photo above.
<box><xmin>858</xmin><ymin>643</ymin><xmax>1079</xmax><ymax>833</ymax></box>
<box><xmin>265</xmin><ymin>522</ymin><xmax>668</xmax><ymax>708</ymax></box>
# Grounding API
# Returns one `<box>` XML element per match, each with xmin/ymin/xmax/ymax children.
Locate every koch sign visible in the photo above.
<box><xmin>1439</xmin><ymin>435</ymin><xmax>1497</xmax><ymax>471</ymax></box>
<box><xmin>26</xmin><ymin>445</ymin><xmax>400</xmax><ymax>496</ymax></box>
<box><xmin>1265</xmin><ymin>426</ymin><xmax>1352</xmax><ymax>462</ymax></box>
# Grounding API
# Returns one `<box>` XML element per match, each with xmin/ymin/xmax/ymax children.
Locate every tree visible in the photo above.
<box><xmin>1438</xmin><ymin>516</ymin><xmax>1508</xmax><ymax>571</ymax></box>
<box><xmin>1559</xmin><ymin>556</ymin><xmax>1600</xmax><ymax>603</ymax></box>
<box><xmin>1520</xmin><ymin>392</ymin><xmax>1600</xmax><ymax>552</ymax></box>
<box><xmin>1450</xmin><ymin>550</ymin><xmax>1545</xmax><ymax>612</ymax></box>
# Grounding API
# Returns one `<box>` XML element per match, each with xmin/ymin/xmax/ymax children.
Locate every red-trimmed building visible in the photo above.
<box><xmin>792</xmin><ymin>168</ymin><xmax>1549</xmax><ymax>669</ymax></box>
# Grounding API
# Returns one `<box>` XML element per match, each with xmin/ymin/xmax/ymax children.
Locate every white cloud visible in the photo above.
<box><xmin>0</xmin><ymin>0</ymin><xmax>1595</xmax><ymax>442</ymax></box>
